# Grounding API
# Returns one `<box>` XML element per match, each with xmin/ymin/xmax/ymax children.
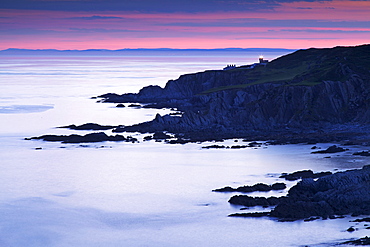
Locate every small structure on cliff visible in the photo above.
<box><xmin>223</xmin><ymin>64</ymin><xmax>236</xmax><ymax>70</ymax></box>
<box><xmin>259</xmin><ymin>55</ymin><xmax>268</xmax><ymax>64</ymax></box>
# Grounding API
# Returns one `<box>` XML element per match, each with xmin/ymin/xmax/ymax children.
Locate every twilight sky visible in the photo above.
<box><xmin>0</xmin><ymin>0</ymin><xmax>369</xmax><ymax>50</ymax></box>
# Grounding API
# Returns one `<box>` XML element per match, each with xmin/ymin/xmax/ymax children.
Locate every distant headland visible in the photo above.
<box><xmin>0</xmin><ymin>48</ymin><xmax>295</xmax><ymax>56</ymax></box>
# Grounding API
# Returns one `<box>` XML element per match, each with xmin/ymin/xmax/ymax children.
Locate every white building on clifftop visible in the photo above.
<box><xmin>259</xmin><ymin>55</ymin><xmax>269</xmax><ymax>64</ymax></box>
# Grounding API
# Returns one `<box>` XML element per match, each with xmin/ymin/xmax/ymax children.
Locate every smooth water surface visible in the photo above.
<box><xmin>0</xmin><ymin>53</ymin><xmax>369</xmax><ymax>247</ymax></box>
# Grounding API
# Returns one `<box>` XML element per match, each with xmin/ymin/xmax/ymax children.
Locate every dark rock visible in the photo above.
<box><xmin>228</xmin><ymin>212</ymin><xmax>270</xmax><ymax>218</ymax></box>
<box><xmin>280</xmin><ymin>170</ymin><xmax>332</xmax><ymax>181</ymax></box>
<box><xmin>347</xmin><ymin>227</ymin><xmax>356</xmax><ymax>232</ymax></box>
<box><xmin>202</xmin><ymin>145</ymin><xmax>227</xmax><ymax>149</ymax></box>
<box><xmin>353</xmin><ymin>151</ymin><xmax>370</xmax><ymax>156</ymax></box>
<box><xmin>342</xmin><ymin>236</ymin><xmax>370</xmax><ymax>245</ymax></box>
<box><xmin>230</xmin><ymin>145</ymin><xmax>249</xmax><ymax>149</ymax></box>
<box><xmin>213</xmin><ymin>182</ymin><xmax>286</xmax><ymax>193</ymax></box>
<box><xmin>329</xmin><ymin>215</ymin><xmax>345</xmax><ymax>219</ymax></box>
<box><xmin>166</xmin><ymin>138</ymin><xmax>189</xmax><ymax>144</ymax></box>
<box><xmin>247</xmin><ymin>141</ymin><xmax>262</xmax><ymax>147</ymax></box>
<box><xmin>128</xmin><ymin>104</ymin><xmax>141</xmax><ymax>108</ymax></box>
<box><xmin>270</xmin><ymin>166</ymin><xmax>370</xmax><ymax>221</ymax></box>
<box><xmin>303</xmin><ymin>217</ymin><xmax>320</xmax><ymax>222</ymax></box>
<box><xmin>26</xmin><ymin>132</ymin><xmax>138</xmax><ymax>144</ymax></box>
<box><xmin>116</xmin><ymin>103</ymin><xmax>125</xmax><ymax>107</ymax></box>
<box><xmin>96</xmin><ymin>45</ymin><xmax>370</xmax><ymax>144</ymax></box>
<box><xmin>280</xmin><ymin>170</ymin><xmax>314</xmax><ymax>181</ymax></box>
<box><xmin>143</xmin><ymin>135</ymin><xmax>153</xmax><ymax>141</ymax></box>
<box><xmin>311</xmin><ymin>145</ymin><xmax>347</xmax><ymax>154</ymax></box>
<box><xmin>58</xmin><ymin>123</ymin><xmax>117</xmax><ymax>130</ymax></box>
<box><xmin>152</xmin><ymin>131</ymin><xmax>172</xmax><ymax>140</ymax></box>
<box><xmin>228</xmin><ymin>195</ymin><xmax>282</xmax><ymax>207</ymax></box>
<box><xmin>353</xmin><ymin>218</ymin><xmax>370</xmax><ymax>223</ymax></box>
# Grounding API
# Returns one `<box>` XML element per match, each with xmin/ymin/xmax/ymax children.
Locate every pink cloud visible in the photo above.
<box><xmin>0</xmin><ymin>0</ymin><xmax>369</xmax><ymax>50</ymax></box>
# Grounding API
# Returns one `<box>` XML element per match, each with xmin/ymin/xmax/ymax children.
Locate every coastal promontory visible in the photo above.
<box><xmin>98</xmin><ymin>44</ymin><xmax>370</xmax><ymax>143</ymax></box>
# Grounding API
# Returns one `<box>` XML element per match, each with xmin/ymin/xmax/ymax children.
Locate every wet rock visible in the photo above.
<box><xmin>353</xmin><ymin>218</ymin><xmax>370</xmax><ymax>223</ymax></box>
<box><xmin>213</xmin><ymin>182</ymin><xmax>286</xmax><ymax>193</ymax></box>
<box><xmin>270</xmin><ymin>166</ymin><xmax>370</xmax><ymax>221</ymax></box>
<box><xmin>303</xmin><ymin>217</ymin><xmax>320</xmax><ymax>222</ymax></box>
<box><xmin>353</xmin><ymin>151</ymin><xmax>370</xmax><ymax>156</ymax></box>
<box><xmin>230</xmin><ymin>145</ymin><xmax>249</xmax><ymax>149</ymax></box>
<box><xmin>58</xmin><ymin>123</ymin><xmax>117</xmax><ymax>130</ymax></box>
<box><xmin>342</xmin><ymin>236</ymin><xmax>370</xmax><ymax>245</ymax></box>
<box><xmin>347</xmin><ymin>227</ymin><xmax>356</xmax><ymax>232</ymax></box>
<box><xmin>26</xmin><ymin>132</ymin><xmax>138</xmax><ymax>143</ymax></box>
<box><xmin>202</xmin><ymin>145</ymin><xmax>227</xmax><ymax>149</ymax></box>
<box><xmin>228</xmin><ymin>195</ymin><xmax>282</xmax><ymax>207</ymax></box>
<box><xmin>247</xmin><ymin>141</ymin><xmax>262</xmax><ymax>147</ymax></box>
<box><xmin>128</xmin><ymin>104</ymin><xmax>141</xmax><ymax>108</ymax></box>
<box><xmin>228</xmin><ymin>212</ymin><xmax>270</xmax><ymax>218</ymax></box>
<box><xmin>152</xmin><ymin>131</ymin><xmax>172</xmax><ymax>140</ymax></box>
<box><xmin>311</xmin><ymin>145</ymin><xmax>347</xmax><ymax>154</ymax></box>
<box><xmin>279</xmin><ymin>170</ymin><xmax>332</xmax><ymax>181</ymax></box>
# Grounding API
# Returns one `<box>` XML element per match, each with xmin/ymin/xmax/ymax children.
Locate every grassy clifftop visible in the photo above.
<box><xmin>200</xmin><ymin>44</ymin><xmax>370</xmax><ymax>94</ymax></box>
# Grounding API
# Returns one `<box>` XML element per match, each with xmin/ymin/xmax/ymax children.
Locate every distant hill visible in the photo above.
<box><xmin>97</xmin><ymin>44</ymin><xmax>370</xmax><ymax>143</ymax></box>
<box><xmin>0</xmin><ymin>48</ymin><xmax>295</xmax><ymax>56</ymax></box>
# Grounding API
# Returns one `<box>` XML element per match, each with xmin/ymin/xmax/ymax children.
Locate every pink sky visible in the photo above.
<box><xmin>0</xmin><ymin>0</ymin><xmax>369</xmax><ymax>50</ymax></box>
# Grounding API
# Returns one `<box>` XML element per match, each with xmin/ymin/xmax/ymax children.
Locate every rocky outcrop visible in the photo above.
<box><xmin>98</xmin><ymin>45</ymin><xmax>370</xmax><ymax>142</ymax></box>
<box><xmin>26</xmin><ymin>132</ymin><xmax>138</xmax><ymax>143</ymax></box>
<box><xmin>279</xmin><ymin>169</ymin><xmax>332</xmax><ymax>181</ymax></box>
<box><xmin>225</xmin><ymin>166</ymin><xmax>370</xmax><ymax>221</ymax></box>
<box><xmin>311</xmin><ymin>145</ymin><xmax>347</xmax><ymax>154</ymax></box>
<box><xmin>228</xmin><ymin>195</ymin><xmax>281</xmax><ymax>207</ymax></box>
<box><xmin>353</xmin><ymin>151</ymin><xmax>370</xmax><ymax>156</ymax></box>
<box><xmin>213</xmin><ymin>182</ymin><xmax>286</xmax><ymax>193</ymax></box>
<box><xmin>58</xmin><ymin>123</ymin><xmax>118</xmax><ymax>130</ymax></box>
<box><xmin>342</xmin><ymin>236</ymin><xmax>370</xmax><ymax>245</ymax></box>
<box><xmin>270</xmin><ymin>165</ymin><xmax>370</xmax><ymax>220</ymax></box>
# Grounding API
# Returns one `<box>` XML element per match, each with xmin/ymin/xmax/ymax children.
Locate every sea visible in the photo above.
<box><xmin>0</xmin><ymin>51</ymin><xmax>369</xmax><ymax>247</ymax></box>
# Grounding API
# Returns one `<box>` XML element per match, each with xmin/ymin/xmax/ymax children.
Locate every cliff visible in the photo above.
<box><xmin>99</xmin><ymin>44</ymin><xmax>370</xmax><ymax>141</ymax></box>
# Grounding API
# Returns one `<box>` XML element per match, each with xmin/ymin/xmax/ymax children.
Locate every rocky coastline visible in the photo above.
<box><xmin>24</xmin><ymin>44</ymin><xmax>370</xmax><ymax>245</ymax></box>
<box><xmin>220</xmin><ymin>165</ymin><xmax>370</xmax><ymax>222</ymax></box>
<box><xmin>91</xmin><ymin>45</ymin><xmax>370</xmax><ymax>145</ymax></box>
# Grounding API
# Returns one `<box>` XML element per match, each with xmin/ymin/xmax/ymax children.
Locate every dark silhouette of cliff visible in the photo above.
<box><xmin>99</xmin><ymin>44</ymin><xmax>370</xmax><ymax>142</ymax></box>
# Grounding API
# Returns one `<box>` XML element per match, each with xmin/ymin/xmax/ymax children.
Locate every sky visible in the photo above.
<box><xmin>0</xmin><ymin>0</ymin><xmax>369</xmax><ymax>50</ymax></box>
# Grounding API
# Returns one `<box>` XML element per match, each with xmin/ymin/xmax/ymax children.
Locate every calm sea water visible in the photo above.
<box><xmin>0</xmin><ymin>53</ymin><xmax>368</xmax><ymax>247</ymax></box>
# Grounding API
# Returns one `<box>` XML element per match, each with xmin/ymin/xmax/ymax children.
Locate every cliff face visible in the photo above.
<box><xmin>100</xmin><ymin>44</ymin><xmax>370</xmax><ymax>138</ymax></box>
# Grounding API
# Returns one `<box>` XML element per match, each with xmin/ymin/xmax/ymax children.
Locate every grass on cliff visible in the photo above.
<box><xmin>198</xmin><ymin>63</ymin><xmax>310</xmax><ymax>94</ymax></box>
<box><xmin>199</xmin><ymin>44</ymin><xmax>370</xmax><ymax>95</ymax></box>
